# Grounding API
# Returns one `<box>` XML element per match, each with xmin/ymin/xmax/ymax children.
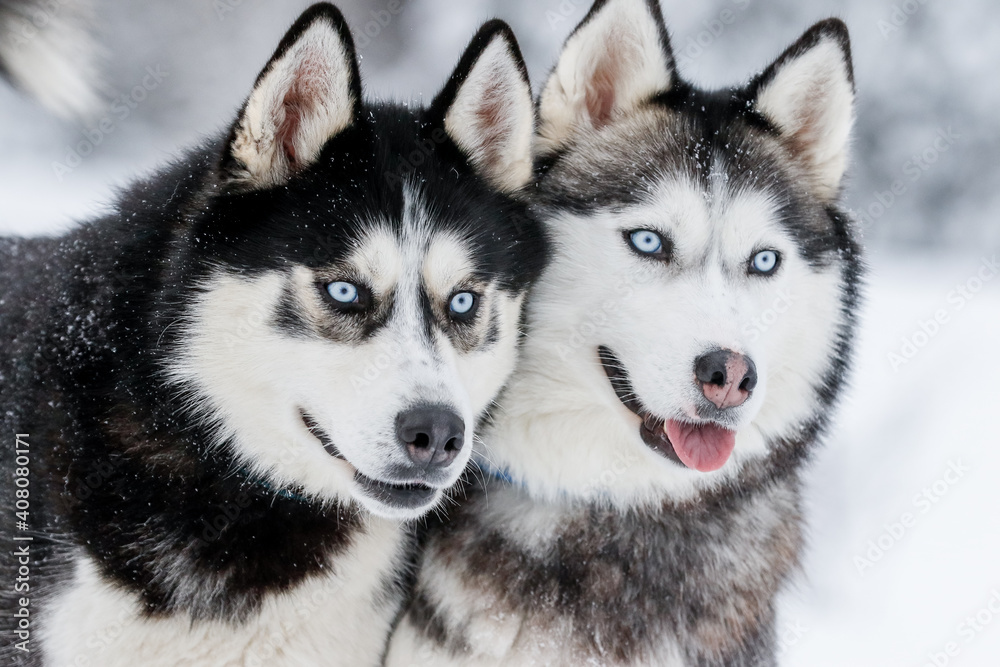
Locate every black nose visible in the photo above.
<box><xmin>396</xmin><ymin>406</ymin><xmax>465</xmax><ymax>469</ymax></box>
<box><xmin>694</xmin><ymin>349</ymin><xmax>757</xmax><ymax>410</ymax></box>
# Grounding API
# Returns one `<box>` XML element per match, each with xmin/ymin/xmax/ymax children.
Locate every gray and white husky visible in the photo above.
<box><xmin>389</xmin><ymin>0</ymin><xmax>861</xmax><ymax>664</ymax></box>
<box><xmin>0</xmin><ymin>4</ymin><xmax>545</xmax><ymax>665</ymax></box>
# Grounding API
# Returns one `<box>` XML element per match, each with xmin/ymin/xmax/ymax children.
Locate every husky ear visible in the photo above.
<box><xmin>431</xmin><ymin>21</ymin><xmax>534</xmax><ymax>193</ymax></box>
<box><xmin>221</xmin><ymin>3</ymin><xmax>361</xmax><ymax>190</ymax></box>
<box><xmin>538</xmin><ymin>0</ymin><xmax>674</xmax><ymax>154</ymax></box>
<box><xmin>750</xmin><ymin>19</ymin><xmax>855</xmax><ymax>201</ymax></box>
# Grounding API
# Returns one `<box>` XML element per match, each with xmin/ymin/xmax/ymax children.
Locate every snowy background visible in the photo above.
<box><xmin>1</xmin><ymin>0</ymin><xmax>998</xmax><ymax>664</ymax></box>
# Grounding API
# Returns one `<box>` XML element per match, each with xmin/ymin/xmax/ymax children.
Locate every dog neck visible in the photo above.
<box><xmin>414</xmin><ymin>475</ymin><xmax>802</xmax><ymax>663</ymax></box>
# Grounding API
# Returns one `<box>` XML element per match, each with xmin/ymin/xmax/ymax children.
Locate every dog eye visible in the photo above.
<box><xmin>327</xmin><ymin>282</ymin><xmax>359</xmax><ymax>303</ymax></box>
<box><xmin>323</xmin><ymin>281</ymin><xmax>369</xmax><ymax>311</ymax></box>
<box><xmin>749</xmin><ymin>250</ymin><xmax>780</xmax><ymax>276</ymax></box>
<box><xmin>628</xmin><ymin>229</ymin><xmax>663</xmax><ymax>255</ymax></box>
<box><xmin>448</xmin><ymin>292</ymin><xmax>478</xmax><ymax>320</ymax></box>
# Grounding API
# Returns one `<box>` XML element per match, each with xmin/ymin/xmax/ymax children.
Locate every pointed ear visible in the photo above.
<box><xmin>538</xmin><ymin>0</ymin><xmax>674</xmax><ymax>154</ymax></box>
<box><xmin>221</xmin><ymin>3</ymin><xmax>361</xmax><ymax>190</ymax></box>
<box><xmin>750</xmin><ymin>19</ymin><xmax>855</xmax><ymax>201</ymax></box>
<box><xmin>430</xmin><ymin>21</ymin><xmax>534</xmax><ymax>193</ymax></box>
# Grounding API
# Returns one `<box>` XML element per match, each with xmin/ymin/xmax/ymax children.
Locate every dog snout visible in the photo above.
<box><xmin>396</xmin><ymin>405</ymin><xmax>465</xmax><ymax>469</ymax></box>
<box><xmin>694</xmin><ymin>349</ymin><xmax>757</xmax><ymax>410</ymax></box>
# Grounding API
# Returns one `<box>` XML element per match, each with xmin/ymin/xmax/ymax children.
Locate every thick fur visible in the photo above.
<box><xmin>389</xmin><ymin>1</ymin><xmax>861</xmax><ymax>665</ymax></box>
<box><xmin>0</xmin><ymin>4</ymin><xmax>545</xmax><ymax>666</ymax></box>
<box><xmin>0</xmin><ymin>0</ymin><xmax>102</xmax><ymax>118</ymax></box>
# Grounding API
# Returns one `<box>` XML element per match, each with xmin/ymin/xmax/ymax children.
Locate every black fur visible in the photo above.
<box><xmin>426</xmin><ymin>19</ymin><xmax>530</xmax><ymax>127</ymax></box>
<box><xmin>747</xmin><ymin>19</ymin><xmax>855</xmax><ymax>97</ymax></box>
<box><xmin>0</xmin><ymin>4</ymin><xmax>546</xmax><ymax>664</ymax></box>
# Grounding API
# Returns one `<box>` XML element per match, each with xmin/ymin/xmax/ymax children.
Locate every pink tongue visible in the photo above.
<box><xmin>664</xmin><ymin>420</ymin><xmax>736</xmax><ymax>472</ymax></box>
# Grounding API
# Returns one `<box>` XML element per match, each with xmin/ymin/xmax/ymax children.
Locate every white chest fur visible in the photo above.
<box><xmin>42</xmin><ymin>519</ymin><xmax>406</xmax><ymax>667</ymax></box>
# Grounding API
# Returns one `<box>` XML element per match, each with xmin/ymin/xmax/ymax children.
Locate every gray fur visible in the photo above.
<box><xmin>410</xmin><ymin>479</ymin><xmax>802</xmax><ymax>665</ymax></box>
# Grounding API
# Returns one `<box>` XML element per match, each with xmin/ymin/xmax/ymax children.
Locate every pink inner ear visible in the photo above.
<box><xmin>585</xmin><ymin>44</ymin><xmax>622</xmax><ymax>129</ymax></box>
<box><xmin>472</xmin><ymin>76</ymin><xmax>511</xmax><ymax>172</ymax></box>
<box><xmin>278</xmin><ymin>93</ymin><xmax>303</xmax><ymax>167</ymax></box>
<box><xmin>277</xmin><ymin>53</ymin><xmax>328</xmax><ymax>169</ymax></box>
<box><xmin>784</xmin><ymin>81</ymin><xmax>829</xmax><ymax>166</ymax></box>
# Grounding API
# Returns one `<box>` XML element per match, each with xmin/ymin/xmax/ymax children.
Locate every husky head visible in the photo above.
<box><xmin>487</xmin><ymin>0</ymin><xmax>860</xmax><ymax>506</ymax></box>
<box><xmin>165</xmin><ymin>4</ymin><xmax>544</xmax><ymax>519</ymax></box>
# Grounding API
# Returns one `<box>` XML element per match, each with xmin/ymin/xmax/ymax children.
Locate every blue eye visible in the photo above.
<box><xmin>628</xmin><ymin>230</ymin><xmax>664</xmax><ymax>255</ymax></box>
<box><xmin>326</xmin><ymin>281</ymin><xmax>359</xmax><ymax>304</ymax></box>
<box><xmin>449</xmin><ymin>292</ymin><xmax>477</xmax><ymax>318</ymax></box>
<box><xmin>750</xmin><ymin>250</ymin><xmax>780</xmax><ymax>275</ymax></box>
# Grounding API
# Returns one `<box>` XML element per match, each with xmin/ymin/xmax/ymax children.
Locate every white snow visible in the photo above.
<box><xmin>781</xmin><ymin>249</ymin><xmax>1000</xmax><ymax>666</ymax></box>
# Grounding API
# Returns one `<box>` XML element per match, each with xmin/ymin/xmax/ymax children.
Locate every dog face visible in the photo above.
<box><xmin>487</xmin><ymin>0</ymin><xmax>858</xmax><ymax>505</ymax></box>
<box><xmin>165</xmin><ymin>7</ymin><xmax>545</xmax><ymax>519</ymax></box>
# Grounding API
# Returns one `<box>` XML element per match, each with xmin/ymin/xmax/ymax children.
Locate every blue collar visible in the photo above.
<box><xmin>471</xmin><ymin>456</ymin><xmax>617</xmax><ymax>502</ymax></box>
<box><xmin>237</xmin><ymin>467</ymin><xmax>312</xmax><ymax>504</ymax></box>
<box><xmin>473</xmin><ymin>456</ymin><xmax>519</xmax><ymax>486</ymax></box>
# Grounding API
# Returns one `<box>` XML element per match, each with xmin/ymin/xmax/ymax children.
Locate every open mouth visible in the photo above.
<box><xmin>300</xmin><ymin>410</ymin><xmax>436</xmax><ymax>509</ymax></box>
<box><xmin>597</xmin><ymin>347</ymin><xmax>736</xmax><ymax>473</ymax></box>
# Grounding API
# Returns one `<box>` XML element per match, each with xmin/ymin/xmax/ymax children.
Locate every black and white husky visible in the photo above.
<box><xmin>0</xmin><ymin>4</ymin><xmax>544</xmax><ymax>665</ymax></box>
<box><xmin>389</xmin><ymin>0</ymin><xmax>862</xmax><ymax>664</ymax></box>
